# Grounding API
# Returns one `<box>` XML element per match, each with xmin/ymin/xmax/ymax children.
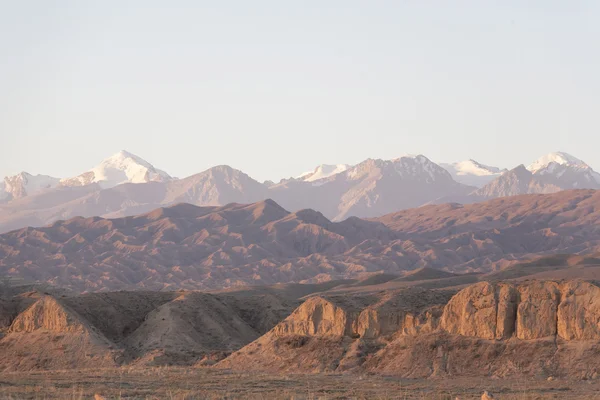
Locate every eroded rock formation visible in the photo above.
<box><xmin>9</xmin><ymin>296</ymin><xmax>86</xmax><ymax>333</ymax></box>
<box><xmin>219</xmin><ymin>280</ymin><xmax>600</xmax><ymax>378</ymax></box>
<box><xmin>440</xmin><ymin>280</ymin><xmax>600</xmax><ymax>341</ymax></box>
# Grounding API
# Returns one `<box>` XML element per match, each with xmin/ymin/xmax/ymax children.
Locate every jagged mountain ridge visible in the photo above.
<box><xmin>2</xmin><ymin>190</ymin><xmax>600</xmax><ymax>292</ymax></box>
<box><xmin>0</xmin><ymin>154</ymin><xmax>476</xmax><ymax>231</ymax></box>
<box><xmin>0</xmin><ymin>150</ymin><xmax>171</xmax><ymax>203</ymax></box>
<box><xmin>0</xmin><ymin>151</ymin><xmax>598</xmax><ymax>233</ymax></box>
<box><xmin>0</xmin><ymin>172</ymin><xmax>61</xmax><ymax>202</ymax></box>
<box><xmin>269</xmin><ymin>155</ymin><xmax>475</xmax><ymax>221</ymax></box>
<box><xmin>435</xmin><ymin>152</ymin><xmax>600</xmax><ymax>204</ymax></box>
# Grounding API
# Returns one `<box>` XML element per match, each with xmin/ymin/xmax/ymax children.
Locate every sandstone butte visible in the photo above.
<box><xmin>259</xmin><ymin>280</ymin><xmax>600</xmax><ymax>342</ymax></box>
<box><xmin>219</xmin><ymin>280</ymin><xmax>600</xmax><ymax>378</ymax></box>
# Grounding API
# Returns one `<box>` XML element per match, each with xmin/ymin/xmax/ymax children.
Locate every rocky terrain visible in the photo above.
<box><xmin>4</xmin><ymin>273</ymin><xmax>600</xmax><ymax>382</ymax></box>
<box><xmin>220</xmin><ymin>279</ymin><xmax>600</xmax><ymax>380</ymax></box>
<box><xmin>0</xmin><ymin>280</ymin><xmax>348</xmax><ymax>371</ymax></box>
<box><xmin>1</xmin><ymin>190</ymin><xmax>600</xmax><ymax>291</ymax></box>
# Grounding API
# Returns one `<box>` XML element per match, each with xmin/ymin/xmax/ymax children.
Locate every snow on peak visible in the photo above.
<box><xmin>392</xmin><ymin>154</ymin><xmax>428</xmax><ymax>163</ymax></box>
<box><xmin>449</xmin><ymin>159</ymin><xmax>503</xmax><ymax>176</ymax></box>
<box><xmin>299</xmin><ymin>164</ymin><xmax>351</xmax><ymax>182</ymax></box>
<box><xmin>60</xmin><ymin>150</ymin><xmax>172</xmax><ymax>188</ymax></box>
<box><xmin>527</xmin><ymin>152</ymin><xmax>587</xmax><ymax>173</ymax></box>
<box><xmin>525</xmin><ymin>152</ymin><xmax>600</xmax><ymax>187</ymax></box>
<box><xmin>440</xmin><ymin>159</ymin><xmax>505</xmax><ymax>187</ymax></box>
<box><xmin>2</xmin><ymin>172</ymin><xmax>60</xmax><ymax>199</ymax></box>
<box><xmin>344</xmin><ymin>155</ymin><xmax>451</xmax><ymax>183</ymax></box>
<box><xmin>391</xmin><ymin>155</ymin><xmax>452</xmax><ymax>182</ymax></box>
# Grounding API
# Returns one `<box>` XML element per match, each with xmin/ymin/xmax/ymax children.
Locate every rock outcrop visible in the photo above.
<box><xmin>1</xmin><ymin>296</ymin><xmax>120</xmax><ymax>371</ymax></box>
<box><xmin>516</xmin><ymin>281</ymin><xmax>560</xmax><ymax>339</ymax></box>
<box><xmin>9</xmin><ymin>296</ymin><xmax>86</xmax><ymax>333</ymax></box>
<box><xmin>557</xmin><ymin>280</ymin><xmax>600</xmax><ymax>340</ymax></box>
<box><xmin>441</xmin><ymin>282</ymin><xmax>518</xmax><ymax>339</ymax></box>
<box><xmin>441</xmin><ymin>280</ymin><xmax>600</xmax><ymax>341</ymax></box>
<box><xmin>5</xmin><ymin>278</ymin><xmax>600</xmax><ymax>376</ymax></box>
<box><xmin>354</xmin><ymin>304</ymin><xmax>444</xmax><ymax>339</ymax></box>
<box><xmin>219</xmin><ymin>279</ymin><xmax>600</xmax><ymax>378</ymax></box>
<box><xmin>273</xmin><ymin>297</ymin><xmax>352</xmax><ymax>337</ymax></box>
<box><xmin>267</xmin><ymin>279</ymin><xmax>600</xmax><ymax>344</ymax></box>
<box><xmin>272</xmin><ymin>289</ymin><xmax>451</xmax><ymax>340</ymax></box>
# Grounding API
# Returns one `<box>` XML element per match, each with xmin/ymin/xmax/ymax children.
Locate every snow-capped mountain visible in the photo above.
<box><xmin>347</xmin><ymin>155</ymin><xmax>455</xmax><ymax>183</ymax></box>
<box><xmin>298</xmin><ymin>164</ymin><xmax>351</xmax><ymax>182</ymax></box>
<box><xmin>0</xmin><ymin>172</ymin><xmax>60</xmax><ymax>202</ymax></box>
<box><xmin>472</xmin><ymin>165</ymin><xmax>559</xmax><ymax>198</ymax></box>
<box><xmin>270</xmin><ymin>155</ymin><xmax>474</xmax><ymax>220</ymax></box>
<box><xmin>526</xmin><ymin>152</ymin><xmax>600</xmax><ymax>188</ymax></box>
<box><xmin>440</xmin><ymin>159</ymin><xmax>506</xmax><ymax>187</ymax></box>
<box><xmin>473</xmin><ymin>152</ymin><xmax>600</xmax><ymax>199</ymax></box>
<box><xmin>527</xmin><ymin>152</ymin><xmax>588</xmax><ymax>174</ymax></box>
<box><xmin>59</xmin><ymin>150</ymin><xmax>172</xmax><ymax>188</ymax></box>
<box><xmin>1</xmin><ymin>149</ymin><xmax>599</xmax><ymax>233</ymax></box>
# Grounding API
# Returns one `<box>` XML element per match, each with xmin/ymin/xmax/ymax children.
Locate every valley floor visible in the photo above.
<box><xmin>0</xmin><ymin>368</ymin><xmax>598</xmax><ymax>400</ymax></box>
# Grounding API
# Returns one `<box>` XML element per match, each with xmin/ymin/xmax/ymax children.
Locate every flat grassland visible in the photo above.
<box><xmin>1</xmin><ymin>368</ymin><xmax>599</xmax><ymax>400</ymax></box>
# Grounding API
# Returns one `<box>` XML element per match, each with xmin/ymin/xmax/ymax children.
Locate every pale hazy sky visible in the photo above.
<box><xmin>1</xmin><ymin>1</ymin><xmax>599</xmax><ymax>182</ymax></box>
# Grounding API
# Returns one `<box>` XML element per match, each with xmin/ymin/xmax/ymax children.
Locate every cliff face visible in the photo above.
<box><xmin>272</xmin><ymin>290</ymin><xmax>448</xmax><ymax>341</ymax></box>
<box><xmin>219</xmin><ymin>279</ymin><xmax>600</xmax><ymax>378</ymax></box>
<box><xmin>440</xmin><ymin>282</ymin><xmax>518</xmax><ymax>339</ymax></box>
<box><xmin>271</xmin><ymin>280</ymin><xmax>600</xmax><ymax>343</ymax></box>
<box><xmin>557</xmin><ymin>280</ymin><xmax>600</xmax><ymax>340</ymax></box>
<box><xmin>440</xmin><ymin>280</ymin><xmax>600</xmax><ymax>341</ymax></box>
<box><xmin>273</xmin><ymin>297</ymin><xmax>351</xmax><ymax>337</ymax></box>
<box><xmin>273</xmin><ymin>281</ymin><xmax>600</xmax><ymax>340</ymax></box>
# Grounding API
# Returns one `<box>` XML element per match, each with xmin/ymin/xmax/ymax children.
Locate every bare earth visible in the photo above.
<box><xmin>1</xmin><ymin>367</ymin><xmax>599</xmax><ymax>400</ymax></box>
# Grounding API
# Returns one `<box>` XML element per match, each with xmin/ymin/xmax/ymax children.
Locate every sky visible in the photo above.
<box><xmin>1</xmin><ymin>1</ymin><xmax>599</xmax><ymax>182</ymax></box>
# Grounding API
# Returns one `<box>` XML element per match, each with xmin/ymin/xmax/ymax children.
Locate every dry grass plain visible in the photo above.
<box><xmin>1</xmin><ymin>367</ymin><xmax>600</xmax><ymax>400</ymax></box>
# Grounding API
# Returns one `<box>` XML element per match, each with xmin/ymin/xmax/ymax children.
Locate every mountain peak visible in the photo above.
<box><xmin>298</xmin><ymin>164</ymin><xmax>351</xmax><ymax>182</ymax></box>
<box><xmin>440</xmin><ymin>159</ymin><xmax>506</xmax><ymax>188</ymax></box>
<box><xmin>208</xmin><ymin>165</ymin><xmax>238</xmax><ymax>173</ymax></box>
<box><xmin>1</xmin><ymin>172</ymin><xmax>60</xmax><ymax>200</ymax></box>
<box><xmin>101</xmin><ymin>150</ymin><xmax>154</xmax><ymax>168</ymax></box>
<box><xmin>510</xmin><ymin>164</ymin><xmax>532</xmax><ymax>177</ymax></box>
<box><xmin>344</xmin><ymin>155</ymin><xmax>453</xmax><ymax>184</ymax></box>
<box><xmin>60</xmin><ymin>151</ymin><xmax>171</xmax><ymax>189</ymax></box>
<box><xmin>394</xmin><ymin>153</ymin><xmax>425</xmax><ymax>161</ymax></box>
<box><xmin>527</xmin><ymin>152</ymin><xmax>587</xmax><ymax>173</ymax></box>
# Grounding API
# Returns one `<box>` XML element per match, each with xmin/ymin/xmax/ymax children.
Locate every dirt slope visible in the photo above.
<box><xmin>0</xmin><ymin>281</ymin><xmax>343</xmax><ymax>371</ymax></box>
<box><xmin>0</xmin><ymin>296</ymin><xmax>120</xmax><ymax>371</ymax></box>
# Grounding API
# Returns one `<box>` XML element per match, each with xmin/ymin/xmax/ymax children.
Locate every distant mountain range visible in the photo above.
<box><xmin>0</xmin><ymin>150</ymin><xmax>598</xmax><ymax>233</ymax></box>
<box><xmin>0</xmin><ymin>151</ymin><xmax>172</xmax><ymax>202</ymax></box>
<box><xmin>1</xmin><ymin>190</ymin><xmax>599</xmax><ymax>291</ymax></box>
